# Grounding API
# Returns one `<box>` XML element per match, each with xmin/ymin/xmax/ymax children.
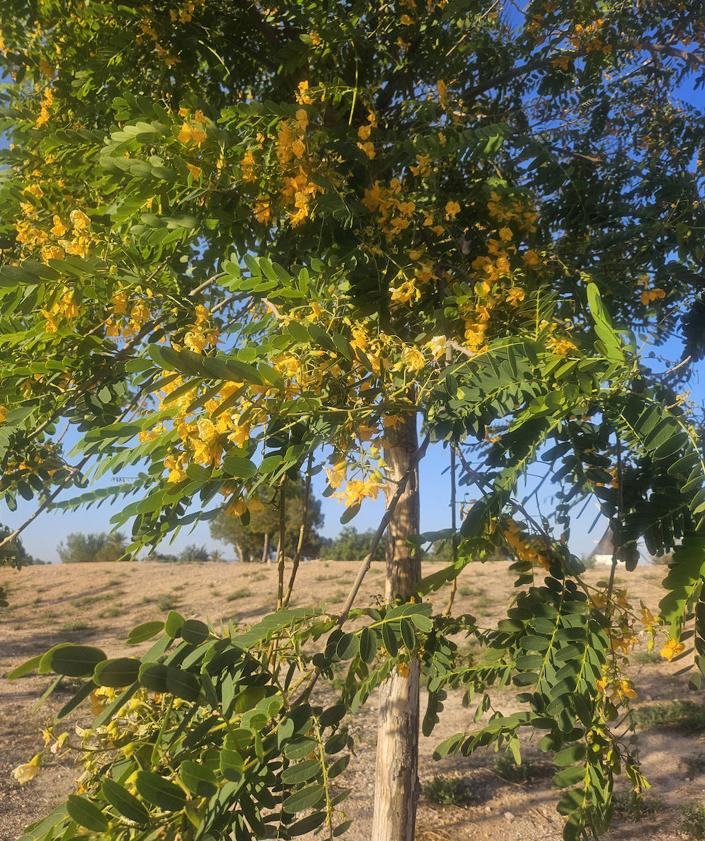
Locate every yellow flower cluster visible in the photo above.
<box><xmin>177</xmin><ymin>108</ymin><xmax>208</xmax><ymax>146</ymax></box>
<box><xmin>357</xmin><ymin>111</ymin><xmax>377</xmax><ymax>159</ymax></box>
<box><xmin>569</xmin><ymin>19</ymin><xmax>611</xmax><ymax>54</ymax></box>
<box><xmin>183</xmin><ymin>304</ymin><xmax>218</xmax><ymax>352</ymax></box>
<box><xmin>596</xmin><ymin>675</ymin><xmax>637</xmax><ymax>704</ymax></box>
<box><xmin>41</xmin><ymin>287</ymin><xmax>80</xmax><ymax>333</ymax></box>
<box><xmin>161</xmin><ymin>377</ymin><xmax>257</xmax><ymax>482</ymax></box>
<box><xmin>105</xmin><ymin>288</ymin><xmax>153</xmax><ymax>338</ymax></box>
<box><xmin>660</xmin><ymin>637</ymin><xmax>685</xmax><ymax>661</ymax></box>
<box><xmin>333</xmin><ymin>473</ymin><xmax>384</xmax><ymax>508</ymax></box>
<box><xmin>502</xmin><ymin>519</ymin><xmax>552</xmax><ymax>569</ymax></box>
<box><xmin>34</xmin><ymin>86</ymin><xmax>53</xmax><ymax>128</ymax></box>
<box><xmin>362</xmin><ymin>178</ymin><xmax>416</xmax><ymax>241</ymax></box>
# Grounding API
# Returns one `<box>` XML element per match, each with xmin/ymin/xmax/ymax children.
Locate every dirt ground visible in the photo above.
<box><xmin>2</xmin><ymin>560</ymin><xmax>704</xmax><ymax>841</ymax></box>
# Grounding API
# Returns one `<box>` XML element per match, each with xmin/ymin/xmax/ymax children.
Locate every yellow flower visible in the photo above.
<box><xmin>325</xmin><ymin>460</ymin><xmax>347</xmax><ymax>490</ymax></box>
<box><xmin>400</xmin><ymin>14</ymin><xmax>414</xmax><ymax>25</ymax></box>
<box><xmin>296</xmin><ymin>80</ymin><xmax>313</xmax><ymax>105</ymax></box>
<box><xmin>444</xmin><ymin>200</ymin><xmax>460</xmax><ymax>220</ymax></box>
<box><xmin>12</xmin><ymin>754</ymin><xmax>42</xmax><ymax>785</ymax></box>
<box><xmin>640</xmin><ymin>288</ymin><xmax>666</xmax><ymax>305</ymax></box>
<box><xmin>292</xmin><ymin>137</ymin><xmax>306</xmax><ymax>159</ymax></box>
<box><xmin>226</xmin><ymin>497</ymin><xmax>247</xmax><ymax>517</ymax></box>
<box><xmin>178</xmin><ymin>121</ymin><xmax>207</xmax><ymax>146</ymax></box>
<box><xmin>436</xmin><ymin>79</ymin><xmax>448</xmax><ymax>108</ymax></box>
<box><xmin>390</xmin><ymin>277</ymin><xmax>419</xmax><ymax>306</ymax></box>
<box><xmin>69</xmin><ymin>209</ymin><xmax>91</xmax><ymax>231</ymax></box>
<box><xmin>425</xmin><ymin>335</ymin><xmax>447</xmax><ymax>360</ymax></box>
<box><xmin>50</xmin><ymin>215</ymin><xmax>67</xmax><ymax>237</ymax></box>
<box><xmin>660</xmin><ymin>638</ymin><xmax>685</xmax><ymax>661</ymax></box>
<box><xmin>399</xmin><ymin>345</ymin><xmax>426</xmax><ymax>372</ymax></box>
<box><xmin>546</xmin><ymin>336</ymin><xmax>575</xmax><ymax>356</ymax></box>
<box><xmin>358</xmin><ymin>141</ymin><xmax>375</xmax><ymax>159</ymax></box>
<box><xmin>506</xmin><ymin>287</ymin><xmax>525</xmax><ymax>306</ymax></box>
<box><xmin>186</xmin><ymin>162</ymin><xmax>202</xmax><ymax>179</ymax></box>
<box><xmin>0</xmin><ymin>405</ymin><xmax>7</xmax><ymax>422</ymax></box>
<box><xmin>498</xmin><ymin>226</ymin><xmax>513</xmax><ymax>241</ymax></box>
<box><xmin>241</xmin><ymin>150</ymin><xmax>256</xmax><ymax>183</ymax></box>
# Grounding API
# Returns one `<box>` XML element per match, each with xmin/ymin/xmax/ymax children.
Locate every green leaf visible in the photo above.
<box><xmin>50</xmin><ymin>645</ymin><xmax>106</xmax><ymax>677</ymax></box>
<box><xmin>166</xmin><ymin>667</ymin><xmax>201</xmax><ymax>701</ymax></box>
<box><xmin>6</xmin><ymin>653</ymin><xmax>42</xmax><ymax>680</ymax></box>
<box><xmin>281</xmin><ymin>759</ymin><xmax>321</xmax><ymax>785</ymax></box>
<box><xmin>66</xmin><ymin>795</ymin><xmax>108</xmax><ymax>832</ymax></box>
<box><xmin>181</xmin><ymin>619</ymin><xmax>209</xmax><ymax>644</ymax></box>
<box><xmin>101</xmin><ymin>779</ymin><xmax>149</xmax><ymax>825</ymax></box>
<box><xmin>283</xmin><ymin>783</ymin><xmax>326</xmax><ymax>813</ymax></box>
<box><xmin>127</xmin><ymin>621</ymin><xmax>165</xmax><ymax>645</ymax></box>
<box><xmin>94</xmin><ymin>657</ymin><xmax>141</xmax><ymax>687</ymax></box>
<box><xmin>359</xmin><ymin>627</ymin><xmax>378</xmax><ymax>663</ymax></box>
<box><xmin>165</xmin><ymin>611</ymin><xmax>185</xmax><ymax>638</ymax></box>
<box><xmin>586</xmin><ymin>283</ymin><xmax>626</xmax><ymax>363</ymax></box>
<box><xmin>134</xmin><ymin>771</ymin><xmax>187</xmax><ymax>811</ymax></box>
<box><xmin>179</xmin><ymin>760</ymin><xmax>218</xmax><ymax>797</ymax></box>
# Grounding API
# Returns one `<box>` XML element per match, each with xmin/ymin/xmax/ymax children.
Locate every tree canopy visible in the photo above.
<box><xmin>211</xmin><ymin>477</ymin><xmax>324</xmax><ymax>562</ymax></box>
<box><xmin>2</xmin><ymin>2</ymin><xmax>705</xmax><ymax>840</ymax></box>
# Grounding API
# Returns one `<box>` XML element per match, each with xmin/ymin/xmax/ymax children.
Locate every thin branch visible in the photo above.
<box><xmin>283</xmin><ymin>453</ymin><xmax>314</xmax><ymax>608</ymax></box>
<box><xmin>189</xmin><ymin>272</ymin><xmax>225</xmax><ymax>297</ymax></box>
<box><xmin>444</xmin><ymin>443</ymin><xmax>459</xmax><ymax>616</ymax></box>
<box><xmin>276</xmin><ymin>478</ymin><xmax>288</xmax><ymax>610</ymax></box>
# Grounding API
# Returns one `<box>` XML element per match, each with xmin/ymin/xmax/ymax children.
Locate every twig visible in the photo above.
<box><xmin>444</xmin><ymin>444</ymin><xmax>459</xmax><ymax>616</ymax></box>
<box><xmin>606</xmin><ymin>436</ymin><xmax>623</xmax><ymax>604</ymax></box>
<box><xmin>283</xmin><ymin>453</ymin><xmax>314</xmax><ymax>608</ymax></box>
<box><xmin>0</xmin><ymin>458</ymin><xmax>90</xmax><ymax>552</ymax></box>
<box><xmin>189</xmin><ymin>272</ymin><xmax>225</xmax><ymax>297</ymax></box>
<box><xmin>276</xmin><ymin>478</ymin><xmax>288</xmax><ymax>610</ymax></box>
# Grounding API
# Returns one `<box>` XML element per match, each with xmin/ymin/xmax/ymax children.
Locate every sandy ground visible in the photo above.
<box><xmin>1</xmin><ymin>560</ymin><xmax>704</xmax><ymax>841</ymax></box>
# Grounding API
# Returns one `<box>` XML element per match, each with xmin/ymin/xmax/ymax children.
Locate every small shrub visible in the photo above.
<box><xmin>613</xmin><ymin>792</ymin><xmax>664</xmax><ymax>822</ymax></box>
<box><xmin>458</xmin><ymin>584</ymin><xmax>473</xmax><ymax>597</ymax></box>
<box><xmin>61</xmin><ymin>620</ymin><xmax>91</xmax><ymax>632</ymax></box>
<box><xmin>681</xmin><ymin>803</ymin><xmax>705</xmax><ymax>838</ymax></box>
<box><xmin>633</xmin><ymin>700</ymin><xmax>705</xmax><ymax>732</ymax></box>
<box><xmin>422</xmin><ymin>775</ymin><xmax>475</xmax><ymax>806</ymax></box>
<box><xmin>632</xmin><ymin>649</ymin><xmax>661</xmax><ymax>664</ymax></box>
<box><xmin>157</xmin><ymin>593</ymin><xmax>180</xmax><ymax>611</ymax></box>
<box><xmin>97</xmin><ymin>606</ymin><xmax>125</xmax><ymax>619</ymax></box>
<box><xmin>683</xmin><ymin>753</ymin><xmax>705</xmax><ymax>776</ymax></box>
<box><xmin>493</xmin><ymin>755</ymin><xmax>540</xmax><ymax>783</ymax></box>
<box><xmin>71</xmin><ymin>594</ymin><xmax>103</xmax><ymax>608</ymax></box>
<box><xmin>226</xmin><ymin>588</ymin><xmax>252</xmax><ymax>601</ymax></box>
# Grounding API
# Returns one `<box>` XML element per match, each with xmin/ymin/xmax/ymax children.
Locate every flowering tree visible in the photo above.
<box><xmin>2</xmin><ymin>2</ymin><xmax>705</xmax><ymax>840</ymax></box>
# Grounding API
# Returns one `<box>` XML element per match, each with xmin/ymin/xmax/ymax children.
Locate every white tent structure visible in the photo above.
<box><xmin>590</xmin><ymin>526</ymin><xmax>618</xmax><ymax>567</ymax></box>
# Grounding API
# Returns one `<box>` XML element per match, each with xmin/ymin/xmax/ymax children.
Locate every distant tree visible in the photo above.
<box><xmin>325</xmin><ymin>527</ymin><xmax>387</xmax><ymax>562</ymax></box>
<box><xmin>0</xmin><ymin>523</ymin><xmax>40</xmax><ymax>568</ymax></box>
<box><xmin>178</xmin><ymin>544</ymin><xmax>210</xmax><ymax>564</ymax></box>
<box><xmin>211</xmin><ymin>478</ymin><xmax>323</xmax><ymax>562</ymax></box>
<box><xmin>143</xmin><ymin>551</ymin><xmax>179</xmax><ymax>563</ymax></box>
<box><xmin>57</xmin><ymin>532</ymin><xmax>126</xmax><ymax>564</ymax></box>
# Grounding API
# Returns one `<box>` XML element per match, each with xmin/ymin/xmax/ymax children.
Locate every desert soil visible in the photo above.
<box><xmin>1</xmin><ymin>560</ymin><xmax>704</xmax><ymax>841</ymax></box>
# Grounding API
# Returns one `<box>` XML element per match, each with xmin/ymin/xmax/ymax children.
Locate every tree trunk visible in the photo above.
<box><xmin>261</xmin><ymin>532</ymin><xmax>270</xmax><ymax>564</ymax></box>
<box><xmin>235</xmin><ymin>542</ymin><xmax>245</xmax><ymax>563</ymax></box>
<box><xmin>371</xmin><ymin>412</ymin><xmax>420</xmax><ymax>841</ymax></box>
